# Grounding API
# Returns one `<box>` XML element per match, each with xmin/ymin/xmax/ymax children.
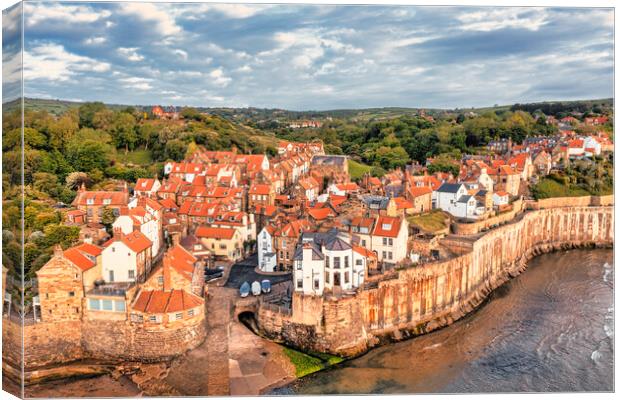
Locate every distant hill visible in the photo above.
<box><xmin>4</xmin><ymin>97</ymin><xmax>612</xmax><ymax>120</ymax></box>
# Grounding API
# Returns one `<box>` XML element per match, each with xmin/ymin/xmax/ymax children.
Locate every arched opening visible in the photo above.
<box><xmin>237</xmin><ymin>311</ymin><xmax>260</xmax><ymax>335</ymax></box>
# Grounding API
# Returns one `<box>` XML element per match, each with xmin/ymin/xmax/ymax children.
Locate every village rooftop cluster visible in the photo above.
<box><xmin>20</xmin><ymin>108</ymin><xmax>613</xmax><ymax>343</ymax></box>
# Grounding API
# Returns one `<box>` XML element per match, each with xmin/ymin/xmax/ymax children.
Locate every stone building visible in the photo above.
<box><xmin>71</xmin><ymin>183</ymin><xmax>130</xmax><ymax>224</ymax></box>
<box><xmin>36</xmin><ymin>246</ymin><xmax>87</xmax><ymax>322</ymax></box>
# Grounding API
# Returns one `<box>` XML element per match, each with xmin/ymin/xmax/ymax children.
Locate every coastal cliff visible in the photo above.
<box><xmin>257</xmin><ymin>203</ymin><xmax>614</xmax><ymax>356</ymax></box>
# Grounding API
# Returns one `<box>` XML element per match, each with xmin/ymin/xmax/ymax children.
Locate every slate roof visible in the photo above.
<box><xmin>437</xmin><ymin>183</ymin><xmax>464</xmax><ymax>193</ymax></box>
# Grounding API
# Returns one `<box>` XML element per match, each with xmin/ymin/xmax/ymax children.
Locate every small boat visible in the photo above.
<box><xmin>251</xmin><ymin>281</ymin><xmax>262</xmax><ymax>296</ymax></box>
<box><xmin>239</xmin><ymin>282</ymin><xmax>250</xmax><ymax>298</ymax></box>
<box><xmin>261</xmin><ymin>279</ymin><xmax>271</xmax><ymax>294</ymax></box>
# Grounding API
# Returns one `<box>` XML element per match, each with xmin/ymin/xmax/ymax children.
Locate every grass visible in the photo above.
<box><xmin>114</xmin><ymin>149</ymin><xmax>153</xmax><ymax>166</ymax></box>
<box><xmin>348</xmin><ymin>159</ymin><xmax>373</xmax><ymax>180</ymax></box>
<box><xmin>283</xmin><ymin>347</ymin><xmax>344</xmax><ymax>378</ymax></box>
<box><xmin>407</xmin><ymin>210</ymin><xmax>450</xmax><ymax>233</ymax></box>
<box><xmin>531</xmin><ymin>178</ymin><xmax>591</xmax><ymax>199</ymax></box>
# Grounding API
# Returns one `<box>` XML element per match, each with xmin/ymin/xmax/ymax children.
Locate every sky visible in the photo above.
<box><xmin>2</xmin><ymin>2</ymin><xmax>614</xmax><ymax>110</ymax></box>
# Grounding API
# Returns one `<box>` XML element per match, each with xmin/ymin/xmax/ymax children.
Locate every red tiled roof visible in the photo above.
<box><xmin>117</xmin><ymin>231</ymin><xmax>152</xmax><ymax>253</ymax></box>
<box><xmin>135</xmin><ymin>178</ymin><xmax>157</xmax><ymax>192</ymax></box>
<box><xmin>308</xmin><ymin>208</ymin><xmax>334</xmax><ymax>220</ymax></box>
<box><xmin>372</xmin><ymin>216</ymin><xmax>402</xmax><ymax>238</ymax></box>
<box><xmin>72</xmin><ymin>191</ymin><xmax>129</xmax><ymax>207</ymax></box>
<box><xmin>63</xmin><ymin>247</ymin><xmax>96</xmax><ymax>271</ymax></box>
<box><xmin>408</xmin><ymin>186</ymin><xmax>432</xmax><ymax>197</ymax></box>
<box><xmin>132</xmin><ymin>289</ymin><xmax>203</xmax><ymax>314</ymax></box>
<box><xmin>352</xmin><ymin>245</ymin><xmax>377</xmax><ymax>259</ymax></box>
<box><xmin>75</xmin><ymin>242</ymin><xmax>103</xmax><ymax>257</ymax></box>
<box><xmin>393</xmin><ymin>197</ymin><xmax>414</xmax><ymax>209</ymax></box>
<box><xmin>249</xmin><ymin>184</ymin><xmax>271</xmax><ymax>195</ymax></box>
<box><xmin>195</xmin><ymin>226</ymin><xmax>236</xmax><ymax>240</ymax></box>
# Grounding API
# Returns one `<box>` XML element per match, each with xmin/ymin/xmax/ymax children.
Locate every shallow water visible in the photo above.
<box><xmin>282</xmin><ymin>249</ymin><xmax>614</xmax><ymax>394</ymax></box>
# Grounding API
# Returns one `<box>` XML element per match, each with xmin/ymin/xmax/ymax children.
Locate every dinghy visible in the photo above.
<box><xmin>261</xmin><ymin>279</ymin><xmax>271</xmax><ymax>294</ymax></box>
<box><xmin>239</xmin><ymin>281</ymin><xmax>250</xmax><ymax>298</ymax></box>
<box><xmin>251</xmin><ymin>281</ymin><xmax>262</xmax><ymax>296</ymax></box>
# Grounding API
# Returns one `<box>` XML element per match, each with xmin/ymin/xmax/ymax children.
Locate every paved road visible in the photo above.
<box><xmin>225</xmin><ymin>255</ymin><xmax>291</xmax><ymax>289</ymax></box>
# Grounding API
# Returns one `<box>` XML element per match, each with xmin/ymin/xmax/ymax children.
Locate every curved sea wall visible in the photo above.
<box><xmin>257</xmin><ymin>204</ymin><xmax>614</xmax><ymax>356</ymax></box>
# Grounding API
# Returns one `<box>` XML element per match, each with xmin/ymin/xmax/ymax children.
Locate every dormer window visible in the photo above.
<box><xmin>103</xmin><ymin>199</ymin><xmax>111</xmax><ymax>205</ymax></box>
<box><xmin>381</xmin><ymin>223</ymin><xmax>392</xmax><ymax>231</ymax></box>
<box><xmin>87</xmin><ymin>199</ymin><xmax>94</xmax><ymax>205</ymax></box>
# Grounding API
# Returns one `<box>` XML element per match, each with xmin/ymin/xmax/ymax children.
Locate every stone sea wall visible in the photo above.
<box><xmin>3</xmin><ymin>310</ymin><xmax>206</xmax><ymax>374</ymax></box>
<box><xmin>258</xmin><ymin>204</ymin><xmax>614</xmax><ymax>356</ymax></box>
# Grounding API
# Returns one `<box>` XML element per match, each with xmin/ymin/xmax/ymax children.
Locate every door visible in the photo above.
<box><xmin>334</xmin><ymin>273</ymin><xmax>341</xmax><ymax>287</ymax></box>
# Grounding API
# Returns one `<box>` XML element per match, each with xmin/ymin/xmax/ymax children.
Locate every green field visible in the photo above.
<box><xmin>407</xmin><ymin>210</ymin><xmax>450</xmax><ymax>233</ymax></box>
<box><xmin>531</xmin><ymin>178</ymin><xmax>592</xmax><ymax>199</ymax></box>
<box><xmin>282</xmin><ymin>347</ymin><xmax>343</xmax><ymax>378</ymax></box>
<box><xmin>114</xmin><ymin>149</ymin><xmax>153</xmax><ymax>166</ymax></box>
<box><xmin>348</xmin><ymin>159</ymin><xmax>373</xmax><ymax>180</ymax></box>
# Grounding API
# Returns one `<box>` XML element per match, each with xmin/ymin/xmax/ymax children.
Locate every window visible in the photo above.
<box><xmin>361</xmin><ymin>240</ymin><xmax>366</xmax><ymax>247</ymax></box>
<box><xmin>388</xmin><ymin>252</ymin><xmax>393</xmax><ymax>260</ymax></box>
<box><xmin>344</xmin><ymin>272</ymin><xmax>349</xmax><ymax>284</ymax></box>
<box><xmin>296</xmin><ymin>262</ymin><xmax>302</xmax><ymax>270</ymax></box>
<box><xmin>188</xmin><ymin>309</ymin><xmax>195</xmax><ymax>317</ymax></box>
<box><xmin>102</xmin><ymin>299</ymin><xmax>113</xmax><ymax>311</ymax></box>
<box><xmin>356</xmin><ymin>259</ymin><xmax>363</xmax><ymax>266</ymax></box>
<box><xmin>158</xmin><ymin>276</ymin><xmax>164</xmax><ymax>285</ymax></box>
<box><xmin>220</xmin><ymin>244</ymin><xmax>226</xmax><ymax>250</ymax></box>
<box><xmin>334</xmin><ymin>257</ymin><xmax>340</xmax><ymax>269</ymax></box>
<box><xmin>326</xmin><ymin>256</ymin><xmax>330</xmax><ymax>268</ymax></box>
<box><xmin>325</xmin><ymin>272</ymin><xmax>330</xmax><ymax>284</ymax></box>
<box><xmin>314</xmin><ymin>279</ymin><xmax>320</xmax><ymax>290</ymax></box>
<box><xmin>128</xmin><ymin>270</ymin><xmax>135</xmax><ymax>279</ymax></box>
<box><xmin>68</xmin><ymin>291</ymin><xmax>75</xmax><ymax>297</ymax></box>
<box><xmin>112</xmin><ymin>247</ymin><xmax>115</xmax><ymax>252</ymax></box>
<box><xmin>382</xmin><ymin>251</ymin><xmax>387</xmax><ymax>259</ymax></box>
<box><xmin>344</xmin><ymin>256</ymin><xmax>349</xmax><ymax>268</ymax></box>
<box><xmin>297</xmin><ymin>279</ymin><xmax>303</xmax><ymax>289</ymax></box>
<box><xmin>115</xmin><ymin>300</ymin><xmax>126</xmax><ymax>312</ymax></box>
<box><xmin>88</xmin><ymin>298</ymin><xmax>100</xmax><ymax>310</ymax></box>
<box><xmin>175</xmin><ymin>312</ymin><xmax>183</xmax><ymax>320</ymax></box>
<box><xmin>388</xmin><ymin>238</ymin><xmax>393</xmax><ymax>246</ymax></box>
<box><xmin>383</xmin><ymin>238</ymin><xmax>388</xmax><ymax>245</ymax></box>
<box><xmin>149</xmin><ymin>315</ymin><xmax>157</xmax><ymax>323</ymax></box>
<box><xmin>131</xmin><ymin>313</ymin><xmax>143</xmax><ymax>323</ymax></box>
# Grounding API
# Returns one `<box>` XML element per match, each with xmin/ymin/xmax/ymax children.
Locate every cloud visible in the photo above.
<box><xmin>174</xmin><ymin>49</ymin><xmax>188</xmax><ymax>60</ymax></box>
<box><xmin>24</xmin><ymin>3</ymin><xmax>111</xmax><ymax>26</ymax></box>
<box><xmin>118</xmin><ymin>3</ymin><xmax>181</xmax><ymax>36</ymax></box>
<box><xmin>457</xmin><ymin>8</ymin><xmax>549</xmax><ymax>31</ymax></box>
<box><xmin>24</xmin><ymin>43</ymin><xmax>110</xmax><ymax>81</ymax></box>
<box><xmin>18</xmin><ymin>4</ymin><xmax>613</xmax><ymax>109</ymax></box>
<box><xmin>119</xmin><ymin>77</ymin><xmax>153</xmax><ymax>91</ymax></box>
<box><xmin>84</xmin><ymin>36</ymin><xmax>107</xmax><ymax>45</ymax></box>
<box><xmin>118</xmin><ymin>47</ymin><xmax>144</xmax><ymax>62</ymax></box>
<box><xmin>209</xmin><ymin>68</ymin><xmax>232</xmax><ymax>87</ymax></box>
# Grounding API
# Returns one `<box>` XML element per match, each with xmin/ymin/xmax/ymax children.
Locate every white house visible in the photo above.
<box><xmin>370</xmin><ymin>215</ymin><xmax>409</xmax><ymax>264</ymax></box>
<box><xmin>102</xmin><ymin>230</ymin><xmax>152</xmax><ymax>283</ymax></box>
<box><xmin>293</xmin><ymin>231</ymin><xmax>372</xmax><ymax>296</ymax></box>
<box><xmin>113</xmin><ymin>205</ymin><xmax>162</xmax><ymax>256</ymax></box>
<box><xmin>583</xmin><ymin>136</ymin><xmax>602</xmax><ymax>156</ymax></box>
<box><xmin>257</xmin><ymin>226</ymin><xmax>277</xmax><ymax>273</ymax></box>
<box><xmin>433</xmin><ymin>182</ymin><xmax>482</xmax><ymax>219</ymax></box>
<box><xmin>134</xmin><ymin>178</ymin><xmax>161</xmax><ymax>198</ymax></box>
<box><xmin>492</xmin><ymin>191</ymin><xmax>510</xmax><ymax>207</ymax></box>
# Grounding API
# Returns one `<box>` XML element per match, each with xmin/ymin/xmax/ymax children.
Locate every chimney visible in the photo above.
<box><xmin>123</xmin><ymin>181</ymin><xmax>128</xmax><ymax>193</ymax></box>
<box><xmin>171</xmin><ymin>233</ymin><xmax>180</xmax><ymax>247</ymax></box>
<box><xmin>162</xmin><ymin>255</ymin><xmax>172</xmax><ymax>291</ymax></box>
<box><xmin>53</xmin><ymin>244</ymin><xmax>64</xmax><ymax>257</ymax></box>
<box><xmin>113</xmin><ymin>227</ymin><xmax>123</xmax><ymax>241</ymax></box>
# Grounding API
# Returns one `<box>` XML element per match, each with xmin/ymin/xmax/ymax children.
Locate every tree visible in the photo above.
<box><xmin>78</xmin><ymin>102</ymin><xmax>107</xmax><ymax>128</ymax></box>
<box><xmin>65</xmin><ymin>171</ymin><xmax>90</xmax><ymax>190</ymax></box>
<box><xmin>112</xmin><ymin>112</ymin><xmax>138</xmax><ymax>153</ymax></box>
<box><xmin>101</xmin><ymin>207</ymin><xmax>117</xmax><ymax>227</ymax></box>
<box><xmin>66</xmin><ymin>139</ymin><xmax>111</xmax><ymax>172</ymax></box>
<box><xmin>165</xmin><ymin>139</ymin><xmax>188</xmax><ymax>161</ymax></box>
<box><xmin>48</xmin><ymin>113</ymin><xmax>79</xmax><ymax>149</ymax></box>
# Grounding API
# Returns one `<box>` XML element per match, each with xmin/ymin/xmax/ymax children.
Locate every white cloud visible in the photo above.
<box><xmin>24</xmin><ymin>3</ymin><xmax>111</xmax><ymax>26</ymax></box>
<box><xmin>24</xmin><ymin>43</ymin><xmax>110</xmax><ymax>81</ymax></box>
<box><xmin>84</xmin><ymin>36</ymin><xmax>107</xmax><ymax>45</ymax></box>
<box><xmin>118</xmin><ymin>3</ymin><xmax>181</xmax><ymax>36</ymax></box>
<box><xmin>236</xmin><ymin>65</ymin><xmax>253</xmax><ymax>73</ymax></box>
<box><xmin>209</xmin><ymin>68</ymin><xmax>232</xmax><ymax>87</ymax></box>
<box><xmin>118</xmin><ymin>47</ymin><xmax>144</xmax><ymax>62</ymax></box>
<box><xmin>3</xmin><ymin>51</ymin><xmax>22</xmax><ymax>85</ymax></box>
<box><xmin>120</xmin><ymin>77</ymin><xmax>153</xmax><ymax>91</ymax></box>
<box><xmin>174</xmin><ymin>49</ymin><xmax>188</xmax><ymax>60</ymax></box>
<box><xmin>207</xmin><ymin>4</ymin><xmax>271</xmax><ymax>19</ymax></box>
<box><xmin>457</xmin><ymin>8</ymin><xmax>549</xmax><ymax>31</ymax></box>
